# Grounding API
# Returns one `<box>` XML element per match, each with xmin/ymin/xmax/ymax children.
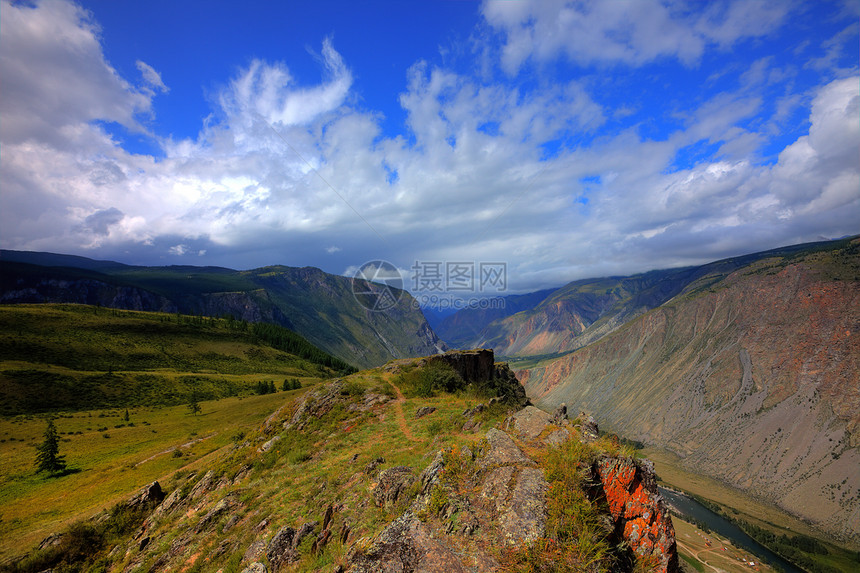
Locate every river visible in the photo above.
<box><xmin>659</xmin><ymin>487</ymin><xmax>806</xmax><ymax>573</ymax></box>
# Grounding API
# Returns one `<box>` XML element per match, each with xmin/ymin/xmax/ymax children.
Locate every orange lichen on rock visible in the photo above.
<box><xmin>594</xmin><ymin>457</ymin><xmax>679</xmax><ymax>573</ymax></box>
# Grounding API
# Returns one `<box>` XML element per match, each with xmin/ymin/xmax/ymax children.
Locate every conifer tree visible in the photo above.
<box><xmin>35</xmin><ymin>419</ymin><xmax>66</xmax><ymax>475</ymax></box>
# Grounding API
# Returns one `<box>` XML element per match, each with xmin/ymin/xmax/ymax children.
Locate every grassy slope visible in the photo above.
<box><xmin>0</xmin><ymin>364</ymin><xmax>510</xmax><ymax>568</ymax></box>
<box><xmin>0</xmin><ymin>256</ymin><xmax>442</xmax><ymax>370</ymax></box>
<box><xmin>0</xmin><ymin>304</ymin><xmax>343</xmax><ymax>415</ymax></box>
<box><xmin>0</xmin><ymin>303</ymin><xmax>346</xmax><ymax>560</ymax></box>
<box><xmin>0</xmin><ymin>392</ymin><xmax>307</xmax><ymax>560</ymax></box>
<box><xmin>247</xmin><ymin>266</ymin><xmax>439</xmax><ymax>369</ymax></box>
<box><xmin>1</xmin><ymin>358</ymin><xmax>658</xmax><ymax>573</ymax></box>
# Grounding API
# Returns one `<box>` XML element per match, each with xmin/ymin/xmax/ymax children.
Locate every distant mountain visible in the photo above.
<box><xmin>0</xmin><ymin>252</ymin><xmax>445</xmax><ymax>369</ymax></box>
<box><xmin>434</xmin><ymin>288</ymin><xmax>558</xmax><ymax>349</ymax></box>
<box><xmin>445</xmin><ymin>239</ymin><xmax>857</xmax><ymax>359</ymax></box>
<box><xmin>518</xmin><ymin>237</ymin><xmax>860</xmax><ymax>544</ymax></box>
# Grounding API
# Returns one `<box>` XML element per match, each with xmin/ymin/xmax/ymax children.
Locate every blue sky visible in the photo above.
<box><xmin>1</xmin><ymin>0</ymin><xmax>858</xmax><ymax>294</ymax></box>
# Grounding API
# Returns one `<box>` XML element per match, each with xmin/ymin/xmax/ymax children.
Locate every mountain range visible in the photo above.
<box><xmin>1</xmin><ymin>237</ymin><xmax>858</xmax><ymax>548</ymax></box>
<box><xmin>437</xmin><ymin>237</ymin><xmax>860</xmax><ymax>545</ymax></box>
<box><xmin>0</xmin><ymin>251</ymin><xmax>444</xmax><ymax>370</ymax></box>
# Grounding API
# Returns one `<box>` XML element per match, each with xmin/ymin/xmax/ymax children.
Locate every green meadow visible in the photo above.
<box><xmin>0</xmin><ymin>303</ymin><xmax>339</xmax><ymax>558</ymax></box>
<box><xmin>0</xmin><ymin>304</ymin><xmax>349</xmax><ymax>416</ymax></box>
<box><xmin>0</xmin><ymin>393</ymin><xmax>301</xmax><ymax>559</ymax></box>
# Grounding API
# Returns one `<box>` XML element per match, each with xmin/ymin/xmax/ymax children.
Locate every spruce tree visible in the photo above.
<box><xmin>35</xmin><ymin>419</ymin><xmax>66</xmax><ymax>475</ymax></box>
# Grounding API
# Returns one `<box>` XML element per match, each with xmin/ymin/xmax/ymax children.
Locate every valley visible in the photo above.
<box><xmin>0</xmin><ymin>237</ymin><xmax>857</xmax><ymax>572</ymax></box>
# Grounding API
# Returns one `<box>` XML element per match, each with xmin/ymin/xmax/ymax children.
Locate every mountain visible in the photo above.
<box><xmin>0</xmin><ymin>252</ymin><xmax>445</xmax><ymax>369</ymax></box>
<box><xmin>434</xmin><ymin>288</ymin><xmax>558</xmax><ymax>349</ymax></box>
<box><xmin>445</xmin><ymin>239</ymin><xmax>855</xmax><ymax>359</ymax></box>
<box><xmin>518</xmin><ymin>237</ymin><xmax>860</xmax><ymax>545</ymax></box>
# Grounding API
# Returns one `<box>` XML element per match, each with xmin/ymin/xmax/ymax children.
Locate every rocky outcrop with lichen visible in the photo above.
<box><xmin>347</xmin><ymin>402</ymin><xmax>678</xmax><ymax>573</ymax></box>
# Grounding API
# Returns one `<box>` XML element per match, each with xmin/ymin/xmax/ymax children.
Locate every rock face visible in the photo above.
<box><xmin>372</xmin><ymin>466</ymin><xmax>417</xmax><ymax>507</ymax></box>
<box><xmin>480</xmin><ymin>465</ymin><xmax>547</xmax><ymax>546</ymax></box>
<box><xmin>593</xmin><ymin>457</ymin><xmax>678</xmax><ymax>573</ymax></box>
<box><xmin>0</xmin><ymin>276</ymin><xmax>176</xmax><ymax>312</ymax></box>
<box><xmin>428</xmin><ymin>349</ymin><xmax>495</xmax><ymax>383</ymax></box>
<box><xmin>348</xmin><ymin>512</ymin><xmax>477</xmax><ymax>573</ymax></box>
<box><xmin>125</xmin><ymin>481</ymin><xmax>165</xmax><ymax>511</ymax></box>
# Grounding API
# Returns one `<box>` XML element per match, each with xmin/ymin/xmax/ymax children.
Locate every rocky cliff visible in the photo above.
<box><xmin>520</xmin><ymin>241</ymin><xmax>860</xmax><ymax>544</ymax></box>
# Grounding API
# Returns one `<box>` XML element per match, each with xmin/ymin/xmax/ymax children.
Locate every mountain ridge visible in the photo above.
<box><xmin>0</xmin><ymin>252</ymin><xmax>445</xmax><ymax>369</ymax></box>
<box><xmin>518</xmin><ymin>239</ymin><xmax>860</xmax><ymax>545</ymax></box>
<box><xmin>442</xmin><ymin>237</ymin><xmax>859</xmax><ymax>360</ymax></box>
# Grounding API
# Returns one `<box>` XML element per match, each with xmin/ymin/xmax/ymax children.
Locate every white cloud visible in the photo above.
<box><xmin>218</xmin><ymin>37</ymin><xmax>351</xmax><ymax>129</ymax></box>
<box><xmin>0</xmin><ymin>0</ymin><xmax>856</xmax><ymax>293</ymax></box>
<box><xmin>136</xmin><ymin>60</ymin><xmax>169</xmax><ymax>94</ymax></box>
<box><xmin>0</xmin><ymin>0</ymin><xmax>156</xmax><ymax>147</ymax></box>
<box><xmin>482</xmin><ymin>0</ymin><xmax>790</xmax><ymax>73</ymax></box>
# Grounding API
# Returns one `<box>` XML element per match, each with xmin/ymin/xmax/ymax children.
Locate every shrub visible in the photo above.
<box><xmin>400</xmin><ymin>361</ymin><xmax>464</xmax><ymax>398</ymax></box>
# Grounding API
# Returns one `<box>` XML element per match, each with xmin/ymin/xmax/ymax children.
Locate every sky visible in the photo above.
<box><xmin>1</xmin><ymin>0</ymin><xmax>858</xmax><ymax>296</ymax></box>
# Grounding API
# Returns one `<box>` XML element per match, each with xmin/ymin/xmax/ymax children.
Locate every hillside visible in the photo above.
<box><xmin>519</xmin><ymin>238</ymin><xmax>860</xmax><ymax>546</ymax></box>
<box><xmin>445</xmin><ymin>238</ymin><xmax>856</xmax><ymax>359</ymax></box>
<box><xmin>0</xmin><ymin>351</ymin><xmax>681</xmax><ymax>573</ymax></box>
<box><xmin>434</xmin><ymin>288</ymin><xmax>558</xmax><ymax>349</ymax></box>
<box><xmin>0</xmin><ymin>252</ymin><xmax>445</xmax><ymax>369</ymax></box>
<box><xmin>0</xmin><ymin>304</ymin><xmax>353</xmax><ymax>416</ymax></box>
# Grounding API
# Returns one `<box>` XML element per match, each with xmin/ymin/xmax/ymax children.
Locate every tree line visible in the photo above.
<box><xmin>250</xmin><ymin>322</ymin><xmax>356</xmax><ymax>374</ymax></box>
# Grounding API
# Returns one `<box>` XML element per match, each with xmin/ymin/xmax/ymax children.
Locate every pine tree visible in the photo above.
<box><xmin>35</xmin><ymin>419</ymin><xmax>66</xmax><ymax>475</ymax></box>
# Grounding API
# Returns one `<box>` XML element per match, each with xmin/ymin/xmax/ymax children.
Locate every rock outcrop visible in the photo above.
<box><xmin>372</xmin><ymin>466</ymin><xmax>417</xmax><ymax>508</ymax></box>
<box><xmin>593</xmin><ymin>457</ymin><xmax>678</xmax><ymax>573</ymax></box>
<box><xmin>8</xmin><ymin>353</ymin><xmax>678</xmax><ymax>573</ymax></box>
<box><xmin>347</xmin><ymin>404</ymin><xmax>678</xmax><ymax>573</ymax></box>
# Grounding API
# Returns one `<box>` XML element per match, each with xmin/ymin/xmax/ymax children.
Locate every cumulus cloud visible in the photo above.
<box><xmin>0</xmin><ymin>0</ymin><xmax>156</xmax><ymax>147</ymax></box>
<box><xmin>0</xmin><ymin>0</ymin><xmax>857</xmax><ymax>293</ymax></box>
<box><xmin>482</xmin><ymin>0</ymin><xmax>790</xmax><ymax>74</ymax></box>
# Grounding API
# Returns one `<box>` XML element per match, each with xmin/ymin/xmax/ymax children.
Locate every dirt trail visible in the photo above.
<box><xmin>386</xmin><ymin>377</ymin><xmax>423</xmax><ymax>443</ymax></box>
<box><xmin>135</xmin><ymin>433</ymin><xmax>216</xmax><ymax>466</ymax></box>
<box><xmin>676</xmin><ymin>540</ymin><xmax>723</xmax><ymax>573</ymax></box>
